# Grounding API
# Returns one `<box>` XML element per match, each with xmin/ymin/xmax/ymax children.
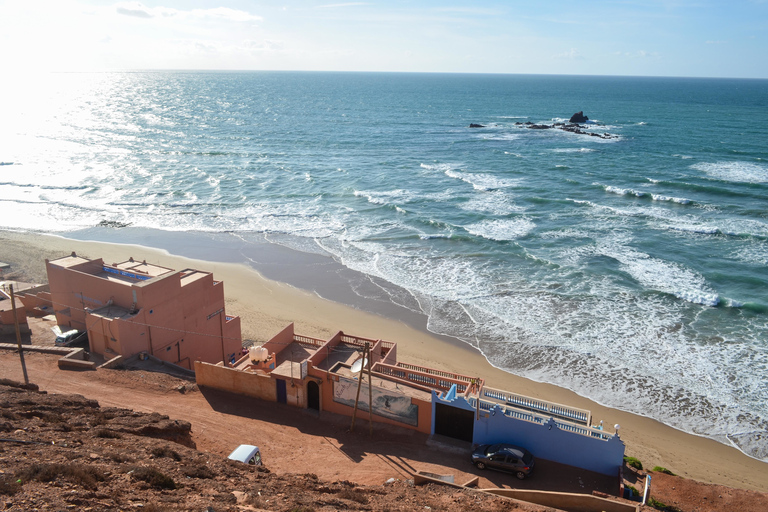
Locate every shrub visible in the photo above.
<box><xmin>130</xmin><ymin>467</ymin><xmax>177</xmax><ymax>489</ymax></box>
<box><xmin>626</xmin><ymin>485</ymin><xmax>639</xmax><ymax>497</ymax></box>
<box><xmin>95</xmin><ymin>428</ymin><xmax>121</xmax><ymax>439</ymax></box>
<box><xmin>648</xmin><ymin>496</ymin><xmax>682</xmax><ymax>512</ymax></box>
<box><xmin>0</xmin><ymin>475</ymin><xmax>21</xmax><ymax>496</ymax></box>
<box><xmin>623</xmin><ymin>456</ymin><xmax>643</xmax><ymax>470</ymax></box>
<box><xmin>182</xmin><ymin>465</ymin><xmax>215</xmax><ymax>479</ymax></box>
<box><xmin>652</xmin><ymin>466</ymin><xmax>676</xmax><ymax>476</ymax></box>
<box><xmin>338</xmin><ymin>488</ymin><xmax>369</xmax><ymax>504</ymax></box>
<box><xmin>107</xmin><ymin>452</ymin><xmax>133</xmax><ymax>463</ymax></box>
<box><xmin>17</xmin><ymin>463</ymin><xmax>105</xmax><ymax>489</ymax></box>
<box><xmin>150</xmin><ymin>446</ymin><xmax>182</xmax><ymax>461</ymax></box>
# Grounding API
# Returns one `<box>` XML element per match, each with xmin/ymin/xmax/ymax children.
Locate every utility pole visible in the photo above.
<box><xmin>10</xmin><ymin>285</ymin><xmax>29</xmax><ymax>385</ymax></box>
<box><xmin>367</xmin><ymin>343</ymin><xmax>373</xmax><ymax>436</ymax></box>
<box><xmin>350</xmin><ymin>341</ymin><xmax>368</xmax><ymax>433</ymax></box>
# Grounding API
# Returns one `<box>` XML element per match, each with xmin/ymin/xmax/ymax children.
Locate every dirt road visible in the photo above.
<box><xmin>0</xmin><ymin>349</ymin><xmax>615</xmax><ymax>495</ymax></box>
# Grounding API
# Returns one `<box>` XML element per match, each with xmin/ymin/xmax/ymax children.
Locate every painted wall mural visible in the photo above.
<box><xmin>334</xmin><ymin>376</ymin><xmax>418</xmax><ymax>426</ymax></box>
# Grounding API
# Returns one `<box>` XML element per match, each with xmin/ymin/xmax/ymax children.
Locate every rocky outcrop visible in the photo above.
<box><xmin>468</xmin><ymin>123</ymin><xmax>485</xmax><ymax>128</ymax></box>
<box><xmin>569</xmin><ymin>111</ymin><xmax>589</xmax><ymax>123</ymax></box>
<box><xmin>514</xmin><ymin>118</ymin><xmax>617</xmax><ymax>139</ymax></box>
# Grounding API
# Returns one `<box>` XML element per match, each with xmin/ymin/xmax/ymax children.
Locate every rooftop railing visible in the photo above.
<box><xmin>482</xmin><ymin>387</ymin><xmax>591</xmax><ymax>426</ymax></box>
<box><xmin>293</xmin><ymin>334</ymin><xmax>325</xmax><ymax>348</ymax></box>
<box><xmin>466</xmin><ymin>396</ymin><xmax>612</xmax><ymax>441</ymax></box>
<box><xmin>375</xmin><ymin>362</ymin><xmax>469</xmax><ymax>394</ymax></box>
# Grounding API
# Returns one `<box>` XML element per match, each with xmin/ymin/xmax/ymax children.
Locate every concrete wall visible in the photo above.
<box><xmin>433</xmin><ymin>393</ymin><xmax>625</xmax><ymax>477</ymax></box>
<box><xmin>17</xmin><ymin>289</ymin><xmax>53</xmax><ymax>316</ymax></box>
<box><xmin>195</xmin><ymin>361</ymin><xmax>277</xmax><ymax>402</ymax></box>
<box><xmin>0</xmin><ymin>297</ymin><xmax>26</xmax><ymax>327</ymax></box>
<box><xmin>312</xmin><ymin>372</ymin><xmax>432</xmax><ymax>434</ymax></box>
<box><xmin>482</xmin><ymin>489</ymin><xmax>637</xmax><ymax>512</ymax></box>
<box><xmin>48</xmin><ymin>258</ymin><xmax>241</xmax><ymax>367</ymax></box>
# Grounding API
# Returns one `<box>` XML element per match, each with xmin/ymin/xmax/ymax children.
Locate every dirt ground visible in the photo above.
<box><xmin>2</xmin><ymin>319</ymin><xmax>768</xmax><ymax>511</ymax></box>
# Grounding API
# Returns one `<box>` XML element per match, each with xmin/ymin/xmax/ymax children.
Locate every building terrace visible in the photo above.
<box><xmin>195</xmin><ymin>322</ymin><xmax>625</xmax><ymax>477</ymax></box>
<box><xmin>46</xmin><ymin>252</ymin><xmax>242</xmax><ymax>369</ymax></box>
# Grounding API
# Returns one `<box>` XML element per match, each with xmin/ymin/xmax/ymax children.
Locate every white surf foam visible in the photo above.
<box><xmin>692</xmin><ymin>161</ymin><xmax>768</xmax><ymax>184</ymax></box>
<box><xmin>464</xmin><ymin>218</ymin><xmax>535</xmax><ymax>241</ymax></box>
<box><xmin>460</xmin><ymin>191</ymin><xmax>525</xmax><ymax>216</ymax></box>
<box><xmin>551</xmin><ymin>148</ymin><xmax>596</xmax><ymax>153</ymax></box>
<box><xmin>444</xmin><ymin>170</ymin><xmax>522</xmax><ymax>191</ymax></box>
<box><xmin>597</xmin><ymin>236</ymin><xmax>720</xmax><ymax>306</ymax></box>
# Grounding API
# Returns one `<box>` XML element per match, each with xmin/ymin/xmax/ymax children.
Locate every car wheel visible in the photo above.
<box><xmin>515</xmin><ymin>471</ymin><xmax>526</xmax><ymax>480</ymax></box>
<box><xmin>475</xmin><ymin>462</ymin><xmax>486</xmax><ymax>470</ymax></box>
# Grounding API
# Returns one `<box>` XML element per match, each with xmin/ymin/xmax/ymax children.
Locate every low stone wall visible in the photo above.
<box><xmin>483</xmin><ymin>488</ymin><xmax>638</xmax><ymax>512</ymax></box>
<box><xmin>195</xmin><ymin>360</ymin><xmax>277</xmax><ymax>402</ymax></box>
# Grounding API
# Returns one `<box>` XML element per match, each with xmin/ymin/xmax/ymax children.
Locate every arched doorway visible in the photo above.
<box><xmin>307</xmin><ymin>381</ymin><xmax>320</xmax><ymax>411</ymax></box>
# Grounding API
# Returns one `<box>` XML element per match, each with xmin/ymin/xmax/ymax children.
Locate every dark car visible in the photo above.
<box><xmin>54</xmin><ymin>330</ymin><xmax>88</xmax><ymax>347</ymax></box>
<box><xmin>470</xmin><ymin>443</ymin><xmax>535</xmax><ymax>479</ymax></box>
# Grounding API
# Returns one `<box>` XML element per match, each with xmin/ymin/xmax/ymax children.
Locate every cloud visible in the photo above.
<box><xmin>613</xmin><ymin>50</ymin><xmax>660</xmax><ymax>59</ymax></box>
<box><xmin>242</xmin><ymin>39</ymin><xmax>284</xmax><ymax>51</ymax></box>
<box><xmin>191</xmin><ymin>7</ymin><xmax>262</xmax><ymax>22</ymax></box>
<box><xmin>116</xmin><ymin>2</ymin><xmax>152</xmax><ymax>18</ymax></box>
<box><xmin>114</xmin><ymin>2</ymin><xmax>262</xmax><ymax>22</ymax></box>
<box><xmin>554</xmin><ymin>48</ymin><xmax>584</xmax><ymax>60</ymax></box>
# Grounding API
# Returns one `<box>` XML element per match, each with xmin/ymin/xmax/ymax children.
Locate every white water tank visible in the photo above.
<box><xmin>249</xmin><ymin>345</ymin><xmax>269</xmax><ymax>362</ymax></box>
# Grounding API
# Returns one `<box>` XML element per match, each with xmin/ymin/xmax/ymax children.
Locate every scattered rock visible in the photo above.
<box><xmin>468</xmin><ymin>123</ymin><xmax>485</xmax><ymax>128</ymax></box>
<box><xmin>569</xmin><ymin>111</ymin><xmax>589</xmax><ymax>123</ymax></box>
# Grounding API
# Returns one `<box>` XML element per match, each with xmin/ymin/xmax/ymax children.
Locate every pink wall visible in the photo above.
<box><xmin>47</xmin><ymin>256</ymin><xmax>242</xmax><ymax>367</ymax></box>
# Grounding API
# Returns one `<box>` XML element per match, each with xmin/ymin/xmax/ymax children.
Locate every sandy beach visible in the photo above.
<box><xmin>1</xmin><ymin>229</ymin><xmax>766</xmax><ymax>492</ymax></box>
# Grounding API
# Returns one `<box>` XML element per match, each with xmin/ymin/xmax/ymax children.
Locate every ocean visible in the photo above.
<box><xmin>1</xmin><ymin>71</ymin><xmax>767</xmax><ymax>461</ymax></box>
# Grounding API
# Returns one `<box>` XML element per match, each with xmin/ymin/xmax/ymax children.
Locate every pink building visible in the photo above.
<box><xmin>0</xmin><ymin>287</ymin><xmax>29</xmax><ymax>336</ymax></box>
<box><xmin>46</xmin><ymin>253</ymin><xmax>242</xmax><ymax>369</ymax></box>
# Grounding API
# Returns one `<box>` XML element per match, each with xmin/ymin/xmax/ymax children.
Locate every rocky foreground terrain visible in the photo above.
<box><xmin>0</xmin><ymin>379</ymin><xmax>551</xmax><ymax>512</ymax></box>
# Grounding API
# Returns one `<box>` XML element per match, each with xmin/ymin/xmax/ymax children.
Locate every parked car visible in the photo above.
<box><xmin>471</xmin><ymin>443</ymin><xmax>535</xmax><ymax>479</ymax></box>
<box><xmin>227</xmin><ymin>445</ymin><xmax>262</xmax><ymax>466</ymax></box>
<box><xmin>54</xmin><ymin>329</ymin><xmax>88</xmax><ymax>347</ymax></box>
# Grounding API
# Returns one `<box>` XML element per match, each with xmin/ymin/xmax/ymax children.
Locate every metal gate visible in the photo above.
<box><xmin>434</xmin><ymin>403</ymin><xmax>474</xmax><ymax>442</ymax></box>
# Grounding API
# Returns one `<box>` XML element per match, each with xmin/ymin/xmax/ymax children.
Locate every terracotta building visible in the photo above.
<box><xmin>195</xmin><ymin>323</ymin><xmax>625</xmax><ymax>477</ymax></box>
<box><xmin>46</xmin><ymin>253</ymin><xmax>241</xmax><ymax>369</ymax></box>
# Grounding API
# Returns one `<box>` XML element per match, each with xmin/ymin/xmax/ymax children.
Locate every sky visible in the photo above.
<box><xmin>1</xmin><ymin>1</ymin><xmax>767</xmax><ymax>78</ymax></box>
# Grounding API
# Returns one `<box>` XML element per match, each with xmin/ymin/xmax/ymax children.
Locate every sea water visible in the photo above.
<box><xmin>1</xmin><ymin>71</ymin><xmax>767</xmax><ymax>460</ymax></box>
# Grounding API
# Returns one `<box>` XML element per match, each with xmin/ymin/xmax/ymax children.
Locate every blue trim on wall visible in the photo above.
<box><xmin>432</xmin><ymin>394</ymin><xmax>624</xmax><ymax>476</ymax></box>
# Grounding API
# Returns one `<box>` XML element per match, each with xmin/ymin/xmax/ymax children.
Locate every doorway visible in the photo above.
<box><xmin>307</xmin><ymin>381</ymin><xmax>320</xmax><ymax>410</ymax></box>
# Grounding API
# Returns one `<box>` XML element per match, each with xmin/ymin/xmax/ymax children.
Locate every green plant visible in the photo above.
<box><xmin>0</xmin><ymin>475</ymin><xmax>21</xmax><ymax>496</ymax></box>
<box><xmin>652</xmin><ymin>466</ymin><xmax>676</xmax><ymax>476</ymax></box>
<box><xmin>130</xmin><ymin>467</ymin><xmax>177</xmax><ymax>489</ymax></box>
<box><xmin>623</xmin><ymin>456</ymin><xmax>643</xmax><ymax>470</ymax></box>
<box><xmin>626</xmin><ymin>485</ymin><xmax>638</xmax><ymax>497</ymax></box>
<box><xmin>647</xmin><ymin>496</ymin><xmax>682</xmax><ymax>512</ymax></box>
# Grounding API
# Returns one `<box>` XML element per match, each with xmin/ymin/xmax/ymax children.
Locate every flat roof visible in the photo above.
<box><xmin>88</xmin><ymin>304</ymin><xmax>136</xmax><ymax>320</ymax></box>
<box><xmin>179</xmin><ymin>269</ymin><xmax>211</xmax><ymax>286</ymax></box>
<box><xmin>49</xmin><ymin>254</ymin><xmax>92</xmax><ymax>269</ymax></box>
<box><xmin>110</xmin><ymin>259</ymin><xmax>174</xmax><ymax>278</ymax></box>
<box><xmin>335</xmin><ymin>365</ymin><xmax>433</xmax><ymax>401</ymax></box>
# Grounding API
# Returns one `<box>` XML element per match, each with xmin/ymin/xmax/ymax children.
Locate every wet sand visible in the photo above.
<box><xmin>1</xmin><ymin>228</ymin><xmax>766</xmax><ymax>491</ymax></box>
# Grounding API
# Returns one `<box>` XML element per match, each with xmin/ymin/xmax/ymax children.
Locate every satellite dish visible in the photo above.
<box><xmin>350</xmin><ymin>357</ymin><xmax>368</xmax><ymax>373</ymax></box>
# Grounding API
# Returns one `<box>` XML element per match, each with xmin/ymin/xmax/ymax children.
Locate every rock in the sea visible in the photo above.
<box><xmin>469</xmin><ymin>123</ymin><xmax>485</xmax><ymax>128</ymax></box>
<box><xmin>569</xmin><ymin>111</ymin><xmax>589</xmax><ymax>123</ymax></box>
